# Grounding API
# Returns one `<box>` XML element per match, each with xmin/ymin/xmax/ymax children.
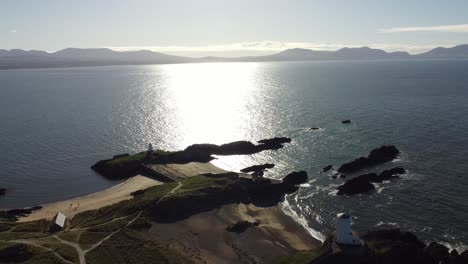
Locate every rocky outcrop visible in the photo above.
<box><xmin>240</xmin><ymin>163</ymin><xmax>275</xmax><ymax>173</ymax></box>
<box><xmin>316</xmin><ymin>229</ymin><xmax>468</xmax><ymax>264</ymax></box>
<box><xmin>92</xmin><ymin>138</ymin><xmax>292</xmax><ymax>180</ymax></box>
<box><xmin>322</xmin><ymin>165</ymin><xmax>333</xmax><ymax>173</ymax></box>
<box><xmin>226</xmin><ymin>221</ymin><xmax>259</xmax><ymax>234</ymax></box>
<box><xmin>337</xmin><ymin>174</ymin><xmax>376</xmax><ymax>195</ymax></box>
<box><xmin>0</xmin><ymin>206</ymin><xmax>43</xmax><ymax>222</ymax></box>
<box><xmin>185</xmin><ymin>137</ymin><xmax>292</xmax><ymax>156</ymax></box>
<box><xmin>338</xmin><ymin>145</ymin><xmax>400</xmax><ymax>174</ymax></box>
<box><xmin>282</xmin><ymin>171</ymin><xmax>308</xmax><ymax>185</ymax></box>
<box><xmin>337</xmin><ymin>167</ymin><xmax>405</xmax><ymax>195</ymax></box>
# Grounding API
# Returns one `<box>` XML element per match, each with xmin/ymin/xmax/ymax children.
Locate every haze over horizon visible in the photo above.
<box><xmin>2</xmin><ymin>0</ymin><xmax>468</xmax><ymax>57</ymax></box>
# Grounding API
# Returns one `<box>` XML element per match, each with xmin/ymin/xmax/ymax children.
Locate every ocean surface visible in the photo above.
<box><xmin>1</xmin><ymin>60</ymin><xmax>468</xmax><ymax>250</ymax></box>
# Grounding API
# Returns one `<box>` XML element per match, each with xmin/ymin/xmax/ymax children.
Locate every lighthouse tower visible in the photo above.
<box><xmin>335</xmin><ymin>213</ymin><xmax>361</xmax><ymax>246</ymax></box>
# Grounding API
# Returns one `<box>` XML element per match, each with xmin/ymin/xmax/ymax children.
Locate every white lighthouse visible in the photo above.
<box><xmin>335</xmin><ymin>213</ymin><xmax>361</xmax><ymax>246</ymax></box>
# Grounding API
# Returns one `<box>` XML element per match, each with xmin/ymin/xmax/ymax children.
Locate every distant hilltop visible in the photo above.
<box><xmin>1</xmin><ymin>44</ymin><xmax>468</xmax><ymax>70</ymax></box>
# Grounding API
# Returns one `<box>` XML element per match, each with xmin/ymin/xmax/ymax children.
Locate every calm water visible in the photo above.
<box><xmin>1</xmin><ymin>61</ymin><xmax>468</xmax><ymax>250</ymax></box>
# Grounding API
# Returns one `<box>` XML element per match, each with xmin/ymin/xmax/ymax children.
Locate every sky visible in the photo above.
<box><xmin>1</xmin><ymin>0</ymin><xmax>468</xmax><ymax>57</ymax></box>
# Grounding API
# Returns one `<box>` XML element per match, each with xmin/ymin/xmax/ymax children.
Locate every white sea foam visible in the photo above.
<box><xmin>281</xmin><ymin>197</ymin><xmax>326</xmax><ymax>242</ymax></box>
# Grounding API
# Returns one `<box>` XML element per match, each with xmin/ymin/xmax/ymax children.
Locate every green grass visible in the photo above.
<box><xmin>86</xmin><ymin>228</ymin><xmax>192</xmax><ymax>264</ymax></box>
<box><xmin>79</xmin><ymin>231</ymin><xmax>110</xmax><ymax>245</ymax></box>
<box><xmin>87</xmin><ymin>216</ymin><xmax>130</xmax><ymax>232</ymax></box>
<box><xmin>42</xmin><ymin>242</ymin><xmax>79</xmax><ymax>263</ymax></box>
<box><xmin>11</xmin><ymin>219</ymin><xmax>49</xmax><ymax>233</ymax></box>
<box><xmin>57</xmin><ymin>230</ymin><xmax>82</xmax><ymax>243</ymax></box>
<box><xmin>367</xmin><ymin>240</ymin><xmax>393</xmax><ymax>256</ymax></box>
<box><xmin>274</xmin><ymin>249</ymin><xmax>323</xmax><ymax>264</ymax></box>
<box><xmin>106</xmin><ymin>150</ymin><xmax>174</xmax><ymax>166</ymax></box>
<box><xmin>0</xmin><ymin>241</ymin><xmax>65</xmax><ymax>264</ymax></box>
<box><xmin>0</xmin><ymin>222</ymin><xmax>13</xmax><ymax>232</ymax></box>
<box><xmin>0</xmin><ymin>231</ymin><xmax>50</xmax><ymax>240</ymax></box>
<box><xmin>106</xmin><ymin>152</ymin><xmax>149</xmax><ymax>166</ymax></box>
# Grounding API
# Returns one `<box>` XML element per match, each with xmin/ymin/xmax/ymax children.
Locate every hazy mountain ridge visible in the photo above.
<box><xmin>1</xmin><ymin>45</ymin><xmax>468</xmax><ymax>69</ymax></box>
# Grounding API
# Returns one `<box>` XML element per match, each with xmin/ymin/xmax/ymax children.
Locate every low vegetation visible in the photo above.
<box><xmin>274</xmin><ymin>249</ymin><xmax>323</xmax><ymax>264</ymax></box>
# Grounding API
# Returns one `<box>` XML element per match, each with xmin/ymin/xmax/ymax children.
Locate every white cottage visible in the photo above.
<box><xmin>50</xmin><ymin>212</ymin><xmax>66</xmax><ymax>232</ymax></box>
<box><xmin>335</xmin><ymin>213</ymin><xmax>361</xmax><ymax>246</ymax></box>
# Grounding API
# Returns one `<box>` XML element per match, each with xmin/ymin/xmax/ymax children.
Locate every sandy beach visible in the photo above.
<box><xmin>17</xmin><ymin>175</ymin><xmax>162</xmax><ymax>222</ymax></box>
<box><xmin>150</xmin><ymin>203</ymin><xmax>321</xmax><ymax>264</ymax></box>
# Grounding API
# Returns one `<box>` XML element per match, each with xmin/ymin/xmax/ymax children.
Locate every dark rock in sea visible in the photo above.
<box><xmin>240</xmin><ymin>163</ymin><xmax>275</xmax><ymax>173</ymax></box>
<box><xmin>29</xmin><ymin>205</ymin><xmax>42</xmax><ymax>211</ymax></box>
<box><xmin>322</xmin><ymin>165</ymin><xmax>333</xmax><ymax>173</ymax></box>
<box><xmin>342</xmin><ymin>120</ymin><xmax>351</xmax><ymax>124</ymax></box>
<box><xmin>376</xmin><ymin>167</ymin><xmax>406</xmax><ymax>182</ymax></box>
<box><xmin>257</xmin><ymin>137</ymin><xmax>291</xmax><ymax>145</ymax></box>
<box><xmin>0</xmin><ymin>188</ymin><xmax>6</xmax><ymax>195</ymax></box>
<box><xmin>338</xmin><ymin>145</ymin><xmax>400</xmax><ymax>174</ymax></box>
<box><xmin>226</xmin><ymin>220</ymin><xmax>259</xmax><ymax>234</ymax></box>
<box><xmin>337</xmin><ymin>167</ymin><xmax>405</xmax><ymax>195</ymax></box>
<box><xmin>424</xmin><ymin>242</ymin><xmax>450</xmax><ymax>263</ymax></box>
<box><xmin>282</xmin><ymin>171</ymin><xmax>308</xmax><ymax>185</ymax></box>
<box><xmin>368</xmin><ymin>145</ymin><xmax>400</xmax><ymax>164</ymax></box>
<box><xmin>337</xmin><ymin>174</ymin><xmax>376</xmax><ymax>195</ymax></box>
<box><xmin>6</xmin><ymin>208</ymin><xmax>32</xmax><ymax>216</ymax></box>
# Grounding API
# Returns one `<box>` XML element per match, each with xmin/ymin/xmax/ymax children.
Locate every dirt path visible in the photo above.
<box><xmin>12</xmin><ymin>239</ymin><xmax>75</xmax><ymax>264</ymax></box>
<box><xmin>4</xmin><ymin>180</ymin><xmax>184</xmax><ymax>264</ymax></box>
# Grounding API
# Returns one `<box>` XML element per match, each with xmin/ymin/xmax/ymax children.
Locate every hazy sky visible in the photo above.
<box><xmin>1</xmin><ymin>0</ymin><xmax>468</xmax><ymax>57</ymax></box>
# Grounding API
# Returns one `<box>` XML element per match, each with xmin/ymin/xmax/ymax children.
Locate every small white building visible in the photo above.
<box><xmin>52</xmin><ymin>212</ymin><xmax>66</xmax><ymax>230</ymax></box>
<box><xmin>335</xmin><ymin>213</ymin><xmax>361</xmax><ymax>246</ymax></box>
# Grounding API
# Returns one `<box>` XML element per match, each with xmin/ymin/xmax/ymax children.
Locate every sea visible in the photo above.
<box><xmin>1</xmin><ymin>60</ymin><xmax>467</xmax><ymax>250</ymax></box>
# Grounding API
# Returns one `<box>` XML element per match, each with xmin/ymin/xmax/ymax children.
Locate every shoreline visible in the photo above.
<box><xmin>16</xmin><ymin>175</ymin><xmax>163</xmax><ymax>222</ymax></box>
<box><xmin>15</xmin><ymin>161</ymin><xmax>321</xmax><ymax>246</ymax></box>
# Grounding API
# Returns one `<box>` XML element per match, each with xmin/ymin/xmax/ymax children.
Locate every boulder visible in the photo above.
<box><xmin>282</xmin><ymin>171</ymin><xmax>308</xmax><ymax>185</ymax></box>
<box><xmin>322</xmin><ymin>165</ymin><xmax>333</xmax><ymax>173</ymax></box>
<box><xmin>337</xmin><ymin>168</ymin><xmax>405</xmax><ymax>195</ymax></box>
<box><xmin>342</xmin><ymin>120</ymin><xmax>351</xmax><ymax>124</ymax></box>
<box><xmin>338</xmin><ymin>145</ymin><xmax>400</xmax><ymax>174</ymax></box>
<box><xmin>337</xmin><ymin>174</ymin><xmax>376</xmax><ymax>195</ymax></box>
<box><xmin>240</xmin><ymin>163</ymin><xmax>275</xmax><ymax>173</ymax></box>
<box><xmin>368</xmin><ymin>145</ymin><xmax>400</xmax><ymax>164</ymax></box>
<box><xmin>257</xmin><ymin>137</ymin><xmax>291</xmax><ymax>145</ymax></box>
<box><xmin>226</xmin><ymin>220</ymin><xmax>259</xmax><ymax>234</ymax></box>
<box><xmin>424</xmin><ymin>242</ymin><xmax>449</xmax><ymax>263</ymax></box>
<box><xmin>376</xmin><ymin>167</ymin><xmax>406</xmax><ymax>182</ymax></box>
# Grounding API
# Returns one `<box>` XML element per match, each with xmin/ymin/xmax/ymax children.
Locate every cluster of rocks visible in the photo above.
<box><xmin>337</xmin><ymin>167</ymin><xmax>406</xmax><ymax>195</ymax></box>
<box><xmin>338</xmin><ymin>145</ymin><xmax>400</xmax><ymax>174</ymax></box>
<box><xmin>0</xmin><ymin>206</ymin><xmax>43</xmax><ymax>222</ymax></box>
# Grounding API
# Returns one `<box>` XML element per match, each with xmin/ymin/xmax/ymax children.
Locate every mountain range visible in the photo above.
<box><xmin>1</xmin><ymin>45</ymin><xmax>468</xmax><ymax>70</ymax></box>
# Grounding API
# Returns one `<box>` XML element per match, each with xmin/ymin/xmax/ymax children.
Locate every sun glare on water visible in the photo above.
<box><xmin>161</xmin><ymin>62</ymin><xmax>260</xmax><ymax>146</ymax></box>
